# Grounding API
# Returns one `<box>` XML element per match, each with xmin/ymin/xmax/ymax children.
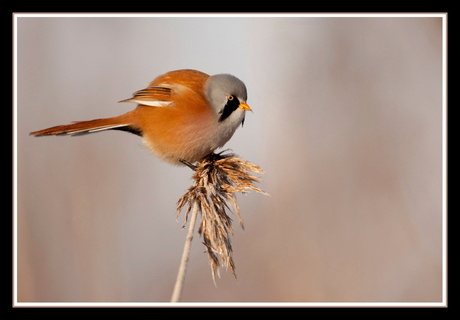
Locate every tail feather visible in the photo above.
<box><xmin>30</xmin><ymin>117</ymin><xmax>142</xmax><ymax>137</ymax></box>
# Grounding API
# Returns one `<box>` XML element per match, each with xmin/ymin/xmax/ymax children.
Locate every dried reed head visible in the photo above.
<box><xmin>176</xmin><ymin>151</ymin><xmax>267</xmax><ymax>282</ymax></box>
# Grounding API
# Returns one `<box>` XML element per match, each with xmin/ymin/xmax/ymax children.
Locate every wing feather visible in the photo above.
<box><xmin>119</xmin><ymin>86</ymin><xmax>173</xmax><ymax>107</ymax></box>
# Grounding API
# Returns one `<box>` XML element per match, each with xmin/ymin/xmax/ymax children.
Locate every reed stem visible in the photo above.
<box><xmin>170</xmin><ymin>202</ymin><xmax>199</xmax><ymax>302</ymax></box>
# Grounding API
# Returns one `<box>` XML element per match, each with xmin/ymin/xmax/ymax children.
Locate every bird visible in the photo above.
<box><xmin>30</xmin><ymin>69</ymin><xmax>251</xmax><ymax>168</ymax></box>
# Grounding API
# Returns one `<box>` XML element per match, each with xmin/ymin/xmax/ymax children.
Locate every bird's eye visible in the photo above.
<box><xmin>227</xmin><ymin>95</ymin><xmax>234</xmax><ymax>101</ymax></box>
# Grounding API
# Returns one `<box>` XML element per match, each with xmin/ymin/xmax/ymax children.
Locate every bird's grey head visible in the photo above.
<box><xmin>205</xmin><ymin>74</ymin><xmax>248</xmax><ymax>121</ymax></box>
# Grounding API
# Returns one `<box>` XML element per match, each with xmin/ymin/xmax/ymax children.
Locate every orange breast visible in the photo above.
<box><xmin>128</xmin><ymin>70</ymin><xmax>217</xmax><ymax>164</ymax></box>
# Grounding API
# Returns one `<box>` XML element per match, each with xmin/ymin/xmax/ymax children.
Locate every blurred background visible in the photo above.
<box><xmin>16</xmin><ymin>15</ymin><xmax>443</xmax><ymax>303</ymax></box>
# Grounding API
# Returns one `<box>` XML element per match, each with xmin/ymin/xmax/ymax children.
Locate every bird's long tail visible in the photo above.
<box><xmin>30</xmin><ymin>115</ymin><xmax>142</xmax><ymax>137</ymax></box>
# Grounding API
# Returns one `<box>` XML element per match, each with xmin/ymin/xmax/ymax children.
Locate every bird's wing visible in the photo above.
<box><xmin>118</xmin><ymin>86</ymin><xmax>173</xmax><ymax>107</ymax></box>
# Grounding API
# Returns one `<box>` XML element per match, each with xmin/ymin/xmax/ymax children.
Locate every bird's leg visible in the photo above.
<box><xmin>180</xmin><ymin>159</ymin><xmax>197</xmax><ymax>170</ymax></box>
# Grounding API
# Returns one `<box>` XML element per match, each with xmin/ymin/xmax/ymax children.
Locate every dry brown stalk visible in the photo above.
<box><xmin>176</xmin><ymin>151</ymin><xmax>267</xmax><ymax>283</ymax></box>
<box><xmin>170</xmin><ymin>202</ymin><xmax>199</xmax><ymax>303</ymax></box>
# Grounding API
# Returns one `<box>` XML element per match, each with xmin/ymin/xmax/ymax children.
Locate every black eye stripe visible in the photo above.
<box><xmin>218</xmin><ymin>96</ymin><xmax>240</xmax><ymax>122</ymax></box>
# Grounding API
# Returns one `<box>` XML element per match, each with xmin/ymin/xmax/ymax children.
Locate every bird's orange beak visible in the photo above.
<box><xmin>238</xmin><ymin>103</ymin><xmax>251</xmax><ymax>111</ymax></box>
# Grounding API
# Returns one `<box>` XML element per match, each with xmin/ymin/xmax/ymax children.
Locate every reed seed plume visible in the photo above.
<box><xmin>176</xmin><ymin>151</ymin><xmax>267</xmax><ymax>282</ymax></box>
